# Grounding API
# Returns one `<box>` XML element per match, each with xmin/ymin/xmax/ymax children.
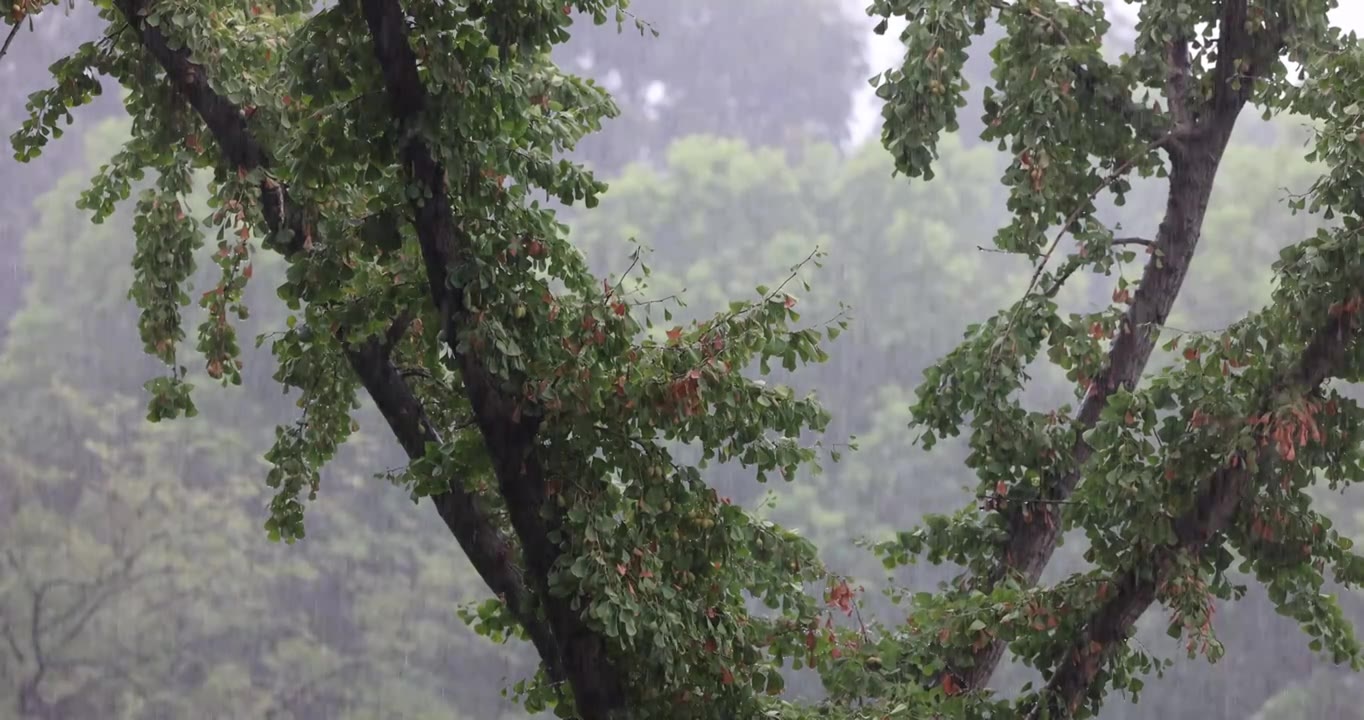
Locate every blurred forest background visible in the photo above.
<box><xmin>1</xmin><ymin>1</ymin><xmax>1361</xmax><ymax>718</ymax></box>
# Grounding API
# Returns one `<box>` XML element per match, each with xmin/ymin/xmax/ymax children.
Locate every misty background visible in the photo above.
<box><xmin>2</xmin><ymin>1</ymin><xmax>1362</xmax><ymax>718</ymax></box>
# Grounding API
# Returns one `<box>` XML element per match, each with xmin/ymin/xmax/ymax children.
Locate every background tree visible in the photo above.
<box><xmin>1250</xmin><ymin>669</ymin><xmax>1364</xmax><ymax>720</ymax></box>
<box><xmin>0</xmin><ymin>118</ymin><xmax>535</xmax><ymax>719</ymax></box>
<box><xmin>0</xmin><ymin>2</ymin><xmax>122</xmax><ymax>346</ymax></box>
<box><xmin>554</xmin><ymin>0</ymin><xmax>869</xmax><ymax>171</ymax></box>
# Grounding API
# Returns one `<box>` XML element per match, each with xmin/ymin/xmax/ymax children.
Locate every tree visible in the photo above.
<box><xmin>563</xmin><ymin>117</ymin><xmax>1362</xmax><ymax>717</ymax></box>
<box><xmin>1251</xmin><ymin>669</ymin><xmax>1364</xmax><ymax>720</ymax></box>
<box><xmin>864</xmin><ymin>0</ymin><xmax>1364</xmax><ymax>715</ymax></box>
<box><xmin>7</xmin><ymin>1</ymin><xmax>1364</xmax><ymax>720</ymax></box>
<box><xmin>554</xmin><ymin>0</ymin><xmax>869</xmax><ymax>171</ymax></box>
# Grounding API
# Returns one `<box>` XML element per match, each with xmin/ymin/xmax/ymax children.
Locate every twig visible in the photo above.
<box><xmin>852</xmin><ymin>599</ymin><xmax>870</xmax><ymax>645</ymax></box>
<box><xmin>0</xmin><ymin>19</ymin><xmax>22</xmax><ymax>63</ymax></box>
<box><xmin>1112</xmin><ymin>237</ymin><xmax>1155</xmax><ymax>248</ymax></box>
<box><xmin>611</xmin><ymin>248</ymin><xmax>644</xmax><ymax>296</ymax></box>
<box><xmin>0</xmin><ymin>616</ymin><xmax>24</xmax><ymax>664</ymax></box>
<box><xmin>976</xmin><ymin>244</ymin><xmax>1023</xmax><ymax>255</ymax></box>
<box><xmin>991</xmin><ymin>142</ymin><xmax>1167</xmax><ymax>364</ymax></box>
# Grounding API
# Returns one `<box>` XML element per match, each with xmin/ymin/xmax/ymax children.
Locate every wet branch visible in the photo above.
<box><xmin>957</xmin><ymin>2</ymin><xmax>1290</xmax><ymax>694</ymax></box>
<box><xmin>356</xmin><ymin>0</ymin><xmax>626</xmax><ymax>714</ymax></box>
<box><xmin>1033</xmin><ymin>302</ymin><xmax>1361</xmax><ymax>717</ymax></box>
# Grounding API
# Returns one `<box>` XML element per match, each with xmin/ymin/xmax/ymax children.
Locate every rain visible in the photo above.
<box><xmin>2</xmin><ymin>1</ymin><xmax>1362</xmax><ymax>718</ymax></box>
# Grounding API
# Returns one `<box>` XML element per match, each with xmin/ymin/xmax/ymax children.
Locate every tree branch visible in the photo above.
<box><xmin>1111</xmin><ymin>237</ymin><xmax>1154</xmax><ymax>248</ymax></box>
<box><xmin>355</xmin><ymin>0</ymin><xmax>626</xmax><ymax>715</ymax></box>
<box><xmin>957</xmin><ymin>4</ymin><xmax>1292</xmax><ymax>692</ymax></box>
<box><xmin>114</xmin><ymin>0</ymin><xmax>309</xmax><ymax>255</ymax></box>
<box><xmin>341</xmin><ymin>329</ymin><xmax>565</xmax><ymax>684</ymax></box>
<box><xmin>1033</xmin><ymin>303</ymin><xmax>1361</xmax><ymax>718</ymax></box>
<box><xmin>0</xmin><ymin>615</ymin><xmax>23</xmax><ymax>665</ymax></box>
<box><xmin>1165</xmin><ymin>35</ymin><xmax>1193</xmax><ymax>131</ymax></box>
<box><xmin>0</xmin><ymin>16</ymin><xmax>23</xmax><ymax>64</ymax></box>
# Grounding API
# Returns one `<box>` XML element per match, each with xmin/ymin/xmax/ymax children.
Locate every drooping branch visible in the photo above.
<box><xmin>115</xmin><ymin>0</ymin><xmax>309</xmax><ymax>256</ymax></box>
<box><xmin>107</xmin><ymin>0</ymin><xmax>564</xmax><ymax>686</ymax></box>
<box><xmin>356</xmin><ymin>0</ymin><xmax>626</xmax><ymax>715</ymax></box>
<box><xmin>958</xmin><ymin>3</ymin><xmax>1290</xmax><ymax>692</ymax></box>
<box><xmin>1033</xmin><ymin>303</ymin><xmax>1362</xmax><ymax>718</ymax></box>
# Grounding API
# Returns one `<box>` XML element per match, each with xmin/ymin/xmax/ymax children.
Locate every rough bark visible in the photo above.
<box><xmin>357</xmin><ymin>0</ymin><xmax>627</xmax><ymax>716</ymax></box>
<box><xmin>342</xmin><ymin>332</ymin><xmax>566</xmax><ymax>684</ymax></box>
<box><xmin>960</xmin><ymin>0</ymin><xmax>1290</xmax><ymax>693</ymax></box>
<box><xmin>1035</xmin><ymin>305</ymin><xmax>1360</xmax><ymax>717</ymax></box>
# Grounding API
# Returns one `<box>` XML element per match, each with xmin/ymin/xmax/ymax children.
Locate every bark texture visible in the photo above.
<box><xmin>959</xmin><ymin>0</ymin><xmax>1294</xmax><ymax>697</ymax></box>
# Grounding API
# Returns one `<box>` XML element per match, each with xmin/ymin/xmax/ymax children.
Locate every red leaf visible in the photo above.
<box><xmin>666</xmin><ymin>326</ymin><xmax>684</xmax><ymax>345</ymax></box>
<box><xmin>1184</xmin><ymin>347</ymin><xmax>1200</xmax><ymax>361</ymax></box>
<box><xmin>720</xmin><ymin>667</ymin><xmax>733</xmax><ymax>685</ymax></box>
<box><xmin>784</xmin><ymin>294</ymin><xmax>797</xmax><ymax>309</ymax></box>
<box><xmin>826</xmin><ymin>580</ymin><xmax>855</xmax><ymax>615</ymax></box>
<box><xmin>942</xmin><ymin>673</ymin><xmax>961</xmax><ymax>696</ymax></box>
<box><xmin>616</xmin><ymin>564</ymin><xmax>628</xmax><ymax>576</ymax></box>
